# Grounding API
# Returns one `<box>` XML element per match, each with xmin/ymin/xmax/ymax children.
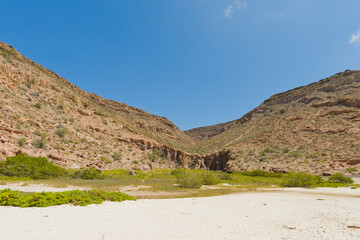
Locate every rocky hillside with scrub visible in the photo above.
<box><xmin>0</xmin><ymin>41</ymin><xmax>231</xmax><ymax>171</ymax></box>
<box><xmin>1</xmin><ymin>41</ymin><xmax>360</xmax><ymax>175</ymax></box>
<box><xmin>186</xmin><ymin>70</ymin><xmax>360</xmax><ymax>175</ymax></box>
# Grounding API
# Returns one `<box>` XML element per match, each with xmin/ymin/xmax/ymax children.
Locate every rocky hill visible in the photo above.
<box><xmin>186</xmin><ymin>70</ymin><xmax>360</xmax><ymax>175</ymax></box>
<box><xmin>2</xmin><ymin>41</ymin><xmax>359</xmax><ymax>175</ymax></box>
<box><xmin>0</xmin><ymin>42</ymin><xmax>230</xmax><ymax>171</ymax></box>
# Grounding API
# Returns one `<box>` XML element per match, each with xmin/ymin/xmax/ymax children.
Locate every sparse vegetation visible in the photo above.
<box><xmin>172</xmin><ymin>169</ymin><xmax>221</xmax><ymax>188</ymax></box>
<box><xmin>281</xmin><ymin>172</ymin><xmax>323</xmax><ymax>187</ymax></box>
<box><xmin>112</xmin><ymin>152</ymin><xmax>122</xmax><ymax>161</ymax></box>
<box><xmin>0</xmin><ymin>189</ymin><xmax>135</xmax><ymax>207</ymax></box>
<box><xmin>328</xmin><ymin>173</ymin><xmax>354</xmax><ymax>183</ymax></box>
<box><xmin>0</xmin><ymin>48</ymin><xmax>13</xmax><ymax>64</ymax></box>
<box><xmin>31</xmin><ymin>137</ymin><xmax>46</xmax><ymax>149</ymax></box>
<box><xmin>101</xmin><ymin>117</ymin><xmax>108</xmax><ymax>125</ymax></box>
<box><xmin>288</xmin><ymin>151</ymin><xmax>302</xmax><ymax>158</ymax></box>
<box><xmin>0</xmin><ymin>155</ymin><xmax>66</xmax><ymax>179</ymax></box>
<box><xmin>72</xmin><ymin>167</ymin><xmax>102</xmax><ymax>180</ymax></box>
<box><xmin>34</xmin><ymin>102</ymin><xmax>42</xmax><ymax>109</ymax></box>
<box><xmin>0</xmin><ymin>155</ymin><xmax>357</xmax><ymax>199</ymax></box>
<box><xmin>241</xmin><ymin>169</ymin><xmax>282</xmax><ymax>178</ymax></box>
<box><xmin>34</xmin><ymin>130</ymin><xmax>48</xmax><ymax>139</ymax></box>
<box><xmin>346</xmin><ymin>168</ymin><xmax>357</xmax><ymax>173</ymax></box>
<box><xmin>96</xmin><ymin>110</ymin><xmax>104</xmax><ymax>116</ymax></box>
<box><xmin>172</xmin><ymin>169</ymin><xmax>203</xmax><ymax>188</ymax></box>
<box><xmin>25</xmin><ymin>78</ymin><xmax>35</xmax><ymax>88</ymax></box>
<box><xmin>17</xmin><ymin>138</ymin><xmax>26</xmax><ymax>147</ymax></box>
<box><xmin>56</xmin><ymin>127</ymin><xmax>68</xmax><ymax>137</ymax></box>
<box><xmin>100</xmin><ymin>157</ymin><xmax>112</xmax><ymax>163</ymax></box>
<box><xmin>58</xmin><ymin>103</ymin><xmax>64</xmax><ymax>109</ymax></box>
<box><xmin>149</xmin><ymin>149</ymin><xmax>158</xmax><ymax>162</ymax></box>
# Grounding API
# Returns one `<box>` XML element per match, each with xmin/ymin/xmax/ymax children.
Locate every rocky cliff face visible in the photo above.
<box><xmin>0</xmin><ymin>41</ymin><xmax>231</xmax><ymax>171</ymax></box>
<box><xmin>187</xmin><ymin>70</ymin><xmax>360</xmax><ymax>175</ymax></box>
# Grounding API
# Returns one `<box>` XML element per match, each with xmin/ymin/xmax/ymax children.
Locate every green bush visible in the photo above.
<box><xmin>288</xmin><ymin>151</ymin><xmax>302</xmax><ymax>158</ymax></box>
<box><xmin>0</xmin><ymin>155</ymin><xmax>67</xmax><ymax>179</ymax></box>
<box><xmin>0</xmin><ymin>189</ymin><xmax>135</xmax><ymax>207</ymax></box>
<box><xmin>281</xmin><ymin>172</ymin><xmax>323</xmax><ymax>187</ymax></box>
<box><xmin>173</xmin><ymin>169</ymin><xmax>203</xmax><ymax>188</ymax></box>
<box><xmin>172</xmin><ymin>169</ymin><xmax>221</xmax><ymax>188</ymax></box>
<box><xmin>219</xmin><ymin>172</ymin><xmax>233</xmax><ymax>180</ymax></box>
<box><xmin>32</xmin><ymin>137</ymin><xmax>46</xmax><ymax>149</ymax></box>
<box><xmin>72</xmin><ymin>167</ymin><xmax>102</xmax><ymax>180</ymax></box>
<box><xmin>112</xmin><ymin>152</ymin><xmax>122</xmax><ymax>161</ymax></box>
<box><xmin>56</xmin><ymin>127</ymin><xmax>68</xmax><ymax>137</ymax></box>
<box><xmin>346</xmin><ymin>168</ymin><xmax>357</xmax><ymax>173</ymax></box>
<box><xmin>241</xmin><ymin>169</ymin><xmax>283</xmax><ymax>178</ymax></box>
<box><xmin>17</xmin><ymin>138</ymin><xmax>26</xmax><ymax>147</ymax></box>
<box><xmin>328</xmin><ymin>173</ymin><xmax>353</xmax><ymax>183</ymax></box>
<box><xmin>34</xmin><ymin>102</ymin><xmax>42</xmax><ymax>109</ymax></box>
<box><xmin>201</xmin><ymin>171</ymin><xmax>220</xmax><ymax>185</ymax></box>
<box><xmin>149</xmin><ymin>149</ymin><xmax>158</xmax><ymax>162</ymax></box>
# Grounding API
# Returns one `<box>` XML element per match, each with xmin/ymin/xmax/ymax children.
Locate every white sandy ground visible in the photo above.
<box><xmin>0</xmin><ymin>186</ymin><xmax>360</xmax><ymax>240</ymax></box>
<box><xmin>0</xmin><ymin>183</ymin><xmax>89</xmax><ymax>192</ymax></box>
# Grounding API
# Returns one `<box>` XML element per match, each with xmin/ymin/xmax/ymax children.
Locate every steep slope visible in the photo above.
<box><xmin>186</xmin><ymin>70</ymin><xmax>360</xmax><ymax>175</ymax></box>
<box><xmin>0</xmin><ymin>42</ymin><xmax>230</xmax><ymax>171</ymax></box>
<box><xmin>185</xmin><ymin>121</ymin><xmax>236</xmax><ymax>141</ymax></box>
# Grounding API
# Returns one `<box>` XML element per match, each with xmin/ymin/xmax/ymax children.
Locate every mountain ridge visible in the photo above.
<box><xmin>1</xmin><ymin>41</ymin><xmax>360</xmax><ymax>175</ymax></box>
<box><xmin>0</xmin><ymin>41</ymin><xmax>230</xmax><ymax>171</ymax></box>
<box><xmin>186</xmin><ymin>69</ymin><xmax>360</xmax><ymax>175</ymax></box>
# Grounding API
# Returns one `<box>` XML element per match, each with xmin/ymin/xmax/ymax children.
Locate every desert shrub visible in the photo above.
<box><xmin>96</xmin><ymin>111</ymin><xmax>104</xmax><ymax>116</ymax></box>
<box><xmin>288</xmin><ymin>151</ymin><xmax>302</xmax><ymax>157</ymax></box>
<box><xmin>100</xmin><ymin>157</ymin><xmax>112</xmax><ymax>163</ymax></box>
<box><xmin>31</xmin><ymin>137</ymin><xmax>46</xmax><ymax>149</ymax></box>
<box><xmin>101</xmin><ymin>117</ymin><xmax>108</xmax><ymax>125</ymax></box>
<box><xmin>282</xmin><ymin>147</ymin><xmax>290</xmax><ymax>153</ymax></box>
<box><xmin>0</xmin><ymin>48</ymin><xmax>13</xmax><ymax>63</ymax></box>
<box><xmin>72</xmin><ymin>167</ymin><xmax>102</xmax><ymax>180</ymax></box>
<box><xmin>241</xmin><ymin>169</ymin><xmax>283</xmax><ymax>178</ymax></box>
<box><xmin>17</xmin><ymin>138</ymin><xmax>26</xmax><ymax>147</ymax></box>
<box><xmin>0</xmin><ymin>189</ymin><xmax>135</xmax><ymax>207</ymax></box>
<box><xmin>149</xmin><ymin>149</ymin><xmax>158</xmax><ymax>162</ymax></box>
<box><xmin>58</xmin><ymin>103</ymin><xmax>64</xmax><ymax>109</ymax></box>
<box><xmin>172</xmin><ymin>169</ymin><xmax>203</xmax><ymax>188</ymax></box>
<box><xmin>56</xmin><ymin>127</ymin><xmax>68</xmax><ymax>137</ymax></box>
<box><xmin>112</xmin><ymin>152</ymin><xmax>122</xmax><ymax>161</ymax></box>
<box><xmin>53</xmin><ymin>144</ymin><xmax>61</xmax><ymax>150</ymax></box>
<box><xmin>69</xmin><ymin>117</ymin><xmax>75</xmax><ymax>123</ymax></box>
<box><xmin>219</xmin><ymin>172</ymin><xmax>233</xmax><ymax>180</ymax></box>
<box><xmin>346</xmin><ymin>168</ymin><xmax>357</xmax><ymax>173</ymax></box>
<box><xmin>328</xmin><ymin>173</ymin><xmax>353</xmax><ymax>183</ymax></box>
<box><xmin>201</xmin><ymin>171</ymin><xmax>220</xmax><ymax>185</ymax></box>
<box><xmin>0</xmin><ymin>155</ymin><xmax>67</xmax><ymax>179</ymax></box>
<box><xmin>25</xmin><ymin>78</ymin><xmax>35</xmax><ymax>88</ymax></box>
<box><xmin>34</xmin><ymin>102</ymin><xmax>42</xmax><ymax>109</ymax></box>
<box><xmin>281</xmin><ymin>172</ymin><xmax>323</xmax><ymax>187</ymax></box>
<box><xmin>172</xmin><ymin>169</ymin><xmax>221</xmax><ymax>188</ymax></box>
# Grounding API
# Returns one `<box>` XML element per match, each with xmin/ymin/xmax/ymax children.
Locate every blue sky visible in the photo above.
<box><xmin>1</xmin><ymin>0</ymin><xmax>360</xmax><ymax>130</ymax></box>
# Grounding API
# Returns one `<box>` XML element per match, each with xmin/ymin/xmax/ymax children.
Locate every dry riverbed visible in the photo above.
<box><xmin>0</xmin><ymin>184</ymin><xmax>359</xmax><ymax>240</ymax></box>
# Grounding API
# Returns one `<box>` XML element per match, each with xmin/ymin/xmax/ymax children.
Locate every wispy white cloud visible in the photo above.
<box><xmin>224</xmin><ymin>1</ymin><xmax>247</xmax><ymax>18</ymax></box>
<box><xmin>349</xmin><ymin>27</ymin><xmax>360</xmax><ymax>44</ymax></box>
